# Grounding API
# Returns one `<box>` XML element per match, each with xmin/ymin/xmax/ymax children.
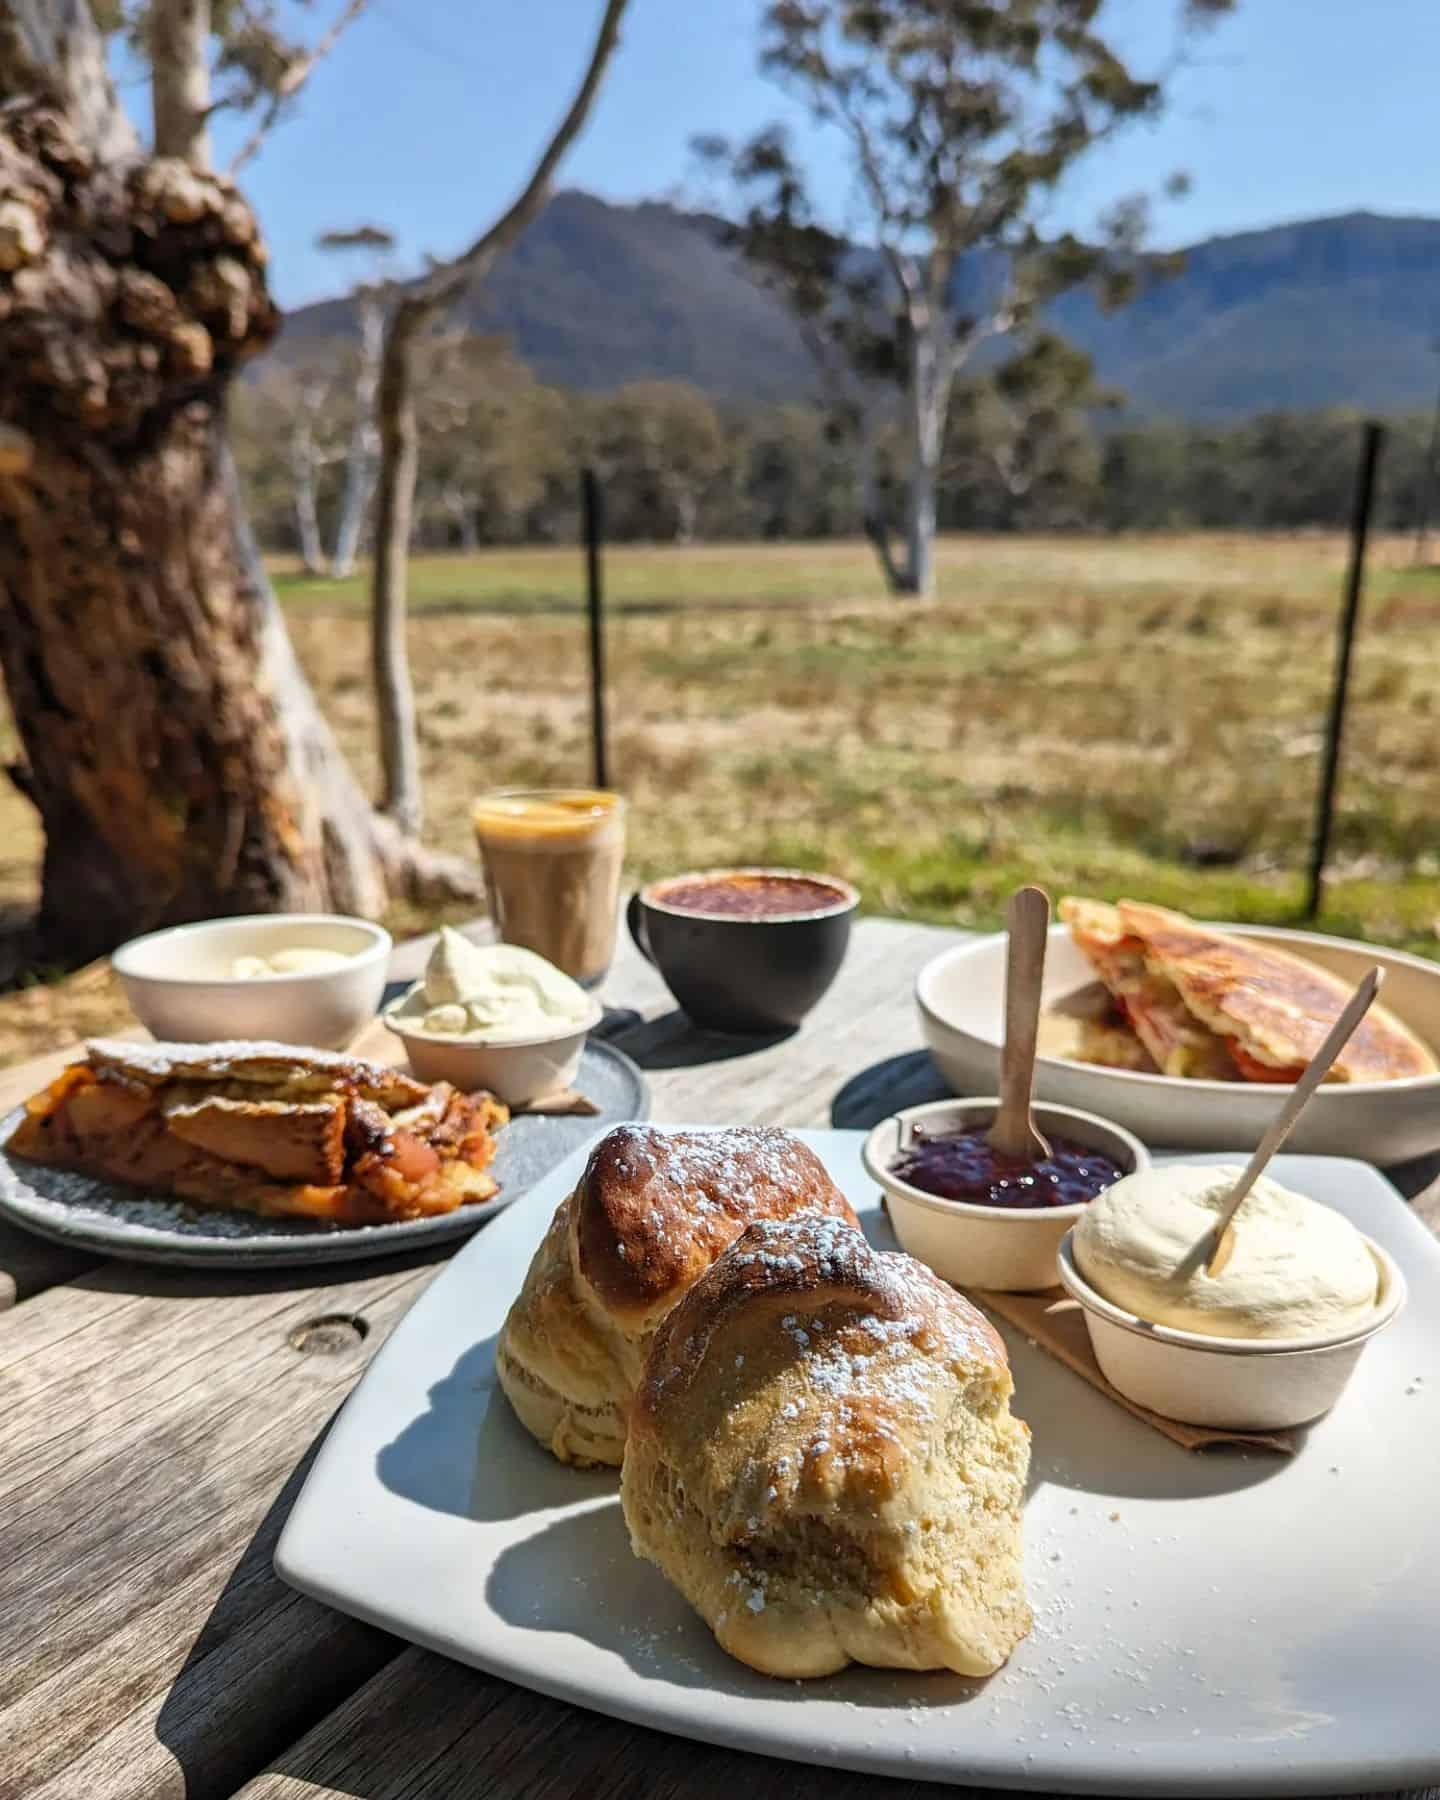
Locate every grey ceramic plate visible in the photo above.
<box><xmin>0</xmin><ymin>1040</ymin><xmax>649</xmax><ymax>1268</ymax></box>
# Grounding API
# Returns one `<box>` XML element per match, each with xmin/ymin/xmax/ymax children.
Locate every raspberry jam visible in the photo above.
<box><xmin>890</xmin><ymin>1125</ymin><xmax>1124</xmax><ymax>1210</ymax></box>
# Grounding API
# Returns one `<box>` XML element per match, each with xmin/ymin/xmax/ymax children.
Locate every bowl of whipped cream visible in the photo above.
<box><xmin>383</xmin><ymin>927</ymin><xmax>602</xmax><ymax>1106</ymax></box>
<box><xmin>1055</xmin><ymin>1164</ymin><xmax>1406</xmax><ymax>1430</ymax></box>
<box><xmin>113</xmin><ymin>913</ymin><xmax>392</xmax><ymax>1048</ymax></box>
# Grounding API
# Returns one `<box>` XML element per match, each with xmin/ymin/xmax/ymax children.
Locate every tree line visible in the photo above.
<box><xmin>233</xmin><ymin>339</ymin><xmax>1437</xmax><ymax>552</ymax></box>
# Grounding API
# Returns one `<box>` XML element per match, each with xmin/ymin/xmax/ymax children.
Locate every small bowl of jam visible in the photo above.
<box><xmin>862</xmin><ymin>1098</ymin><xmax>1150</xmax><ymax>1292</ymax></box>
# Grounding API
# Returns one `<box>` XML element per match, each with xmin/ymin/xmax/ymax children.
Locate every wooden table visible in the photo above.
<box><xmin>2</xmin><ymin>917</ymin><xmax>1435</xmax><ymax>1800</ymax></box>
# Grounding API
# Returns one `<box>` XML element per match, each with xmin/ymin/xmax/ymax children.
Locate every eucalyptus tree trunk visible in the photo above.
<box><xmin>371</xmin><ymin>297</ymin><xmax>425</xmax><ymax>836</ymax></box>
<box><xmin>148</xmin><ymin>0</ymin><xmax>211</xmax><ymax>165</ymax></box>
<box><xmin>0</xmin><ymin>0</ymin><xmax>413</xmax><ymax>960</ymax></box>
<box><xmin>857</xmin><ymin>413</ymin><xmax>905</xmax><ymax>593</ymax></box>
<box><xmin>897</xmin><ymin>292</ymin><xmax>952</xmax><ymax>600</ymax></box>
<box><xmin>290</xmin><ymin>404</ymin><xmax>327</xmax><ymax>575</ymax></box>
<box><xmin>441</xmin><ymin>486</ymin><xmax>480</xmax><ymax>551</ymax></box>
<box><xmin>330</xmin><ymin>289</ymin><xmax>384</xmax><ymax>577</ymax></box>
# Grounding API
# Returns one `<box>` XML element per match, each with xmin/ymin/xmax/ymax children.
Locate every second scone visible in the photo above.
<box><xmin>622</xmin><ymin>1214</ymin><xmax>1032</xmax><ymax>1679</ymax></box>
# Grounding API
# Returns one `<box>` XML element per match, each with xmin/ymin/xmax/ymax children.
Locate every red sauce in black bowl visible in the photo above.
<box><xmin>889</xmin><ymin>1124</ymin><xmax>1124</xmax><ymax>1210</ymax></box>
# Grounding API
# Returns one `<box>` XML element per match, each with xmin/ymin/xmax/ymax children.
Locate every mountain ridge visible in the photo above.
<box><xmin>277</xmin><ymin>193</ymin><xmax>1440</xmax><ymax>419</ymax></box>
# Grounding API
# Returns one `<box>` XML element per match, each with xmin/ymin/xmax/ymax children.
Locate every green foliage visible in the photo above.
<box><xmin>703</xmin><ymin>0</ymin><xmax>1233</xmax><ymax>381</ymax></box>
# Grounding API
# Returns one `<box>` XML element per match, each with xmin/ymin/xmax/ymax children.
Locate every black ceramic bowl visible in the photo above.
<box><xmin>627</xmin><ymin>868</ymin><xmax>858</xmax><ymax>1034</ymax></box>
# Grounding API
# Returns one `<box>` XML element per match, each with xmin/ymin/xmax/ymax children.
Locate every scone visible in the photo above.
<box><xmin>622</xmin><ymin>1215</ymin><xmax>1032</xmax><ymax>1679</ymax></box>
<box><xmin>496</xmin><ymin>1124</ymin><xmax>858</xmax><ymax>1467</ymax></box>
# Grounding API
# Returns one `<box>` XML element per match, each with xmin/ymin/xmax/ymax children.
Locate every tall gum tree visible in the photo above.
<box><xmin>0</xmin><ymin>0</ymin><xmax>465</xmax><ymax>965</ymax></box>
<box><xmin>701</xmin><ymin>0</ymin><xmax>1233</xmax><ymax>597</ymax></box>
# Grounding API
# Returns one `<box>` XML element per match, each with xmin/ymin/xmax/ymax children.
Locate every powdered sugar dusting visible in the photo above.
<box><xmin>646</xmin><ymin>1212</ymin><xmax>1003</xmax><ymax>1491</ymax></box>
<box><xmin>726</xmin><ymin>1214</ymin><xmax>999</xmax><ymax>1372</ymax></box>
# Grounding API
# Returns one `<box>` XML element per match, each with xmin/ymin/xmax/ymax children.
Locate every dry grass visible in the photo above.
<box><xmin>2</xmin><ymin>531</ymin><xmax>1438</xmax><ymax>1067</ymax></box>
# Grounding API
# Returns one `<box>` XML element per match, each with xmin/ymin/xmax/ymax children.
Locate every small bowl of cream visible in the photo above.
<box><xmin>383</xmin><ymin>928</ymin><xmax>602</xmax><ymax>1106</ymax></box>
<box><xmin>112</xmin><ymin>914</ymin><xmax>392</xmax><ymax>1048</ymax></box>
<box><xmin>1056</xmin><ymin>1164</ymin><xmax>1406</xmax><ymax>1430</ymax></box>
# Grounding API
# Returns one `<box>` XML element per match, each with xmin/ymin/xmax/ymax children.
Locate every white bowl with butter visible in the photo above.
<box><xmin>383</xmin><ymin>930</ymin><xmax>601</xmax><ymax>1106</ymax></box>
<box><xmin>1056</xmin><ymin>1164</ymin><xmax>1406</xmax><ymax>1429</ymax></box>
<box><xmin>113</xmin><ymin>914</ymin><xmax>391</xmax><ymax>1049</ymax></box>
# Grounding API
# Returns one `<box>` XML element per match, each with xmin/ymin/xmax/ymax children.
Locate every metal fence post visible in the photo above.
<box><xmin>582</xmin><ymin>467</ymin><xmax>609</xmax><ymax>791</ymax></box>
<box><xmin>1306</xmin><ymin>421</ymin><xmax>1384</xmax><ymax>920</ymax></box>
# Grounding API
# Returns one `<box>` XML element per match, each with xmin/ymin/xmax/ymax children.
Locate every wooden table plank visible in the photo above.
<box><xmin>234</xmin><ymin>1650</ymin><xmax>1439</xmax><ymax>1800</ymax></box>
<box><xmin>230</xmin><ymin>1649</ymin><xmax>975</xmax><ymax>1800</ymax></box>
<box><xmin>0</xmin><ymin>1253</ymin><xmax>450</xmax><ymax>1800</ymax></box>
<box><xmin>0</xmin><ymin>1218</ymin><xmax>94</xmax><ymax>1310</ymax></box>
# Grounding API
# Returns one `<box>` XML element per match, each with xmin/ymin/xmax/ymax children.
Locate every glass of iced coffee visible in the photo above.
<box><xmin>472</xmin><ymin>789</ymin><xmax>626</xmax><ymax>987</ymax></box>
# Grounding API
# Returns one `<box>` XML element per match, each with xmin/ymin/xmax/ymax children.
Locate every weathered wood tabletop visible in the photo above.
<box><xmin>2</xmin><ymin>916</ymin><xmax>1435</xmax><ymax>1800</ymax></box>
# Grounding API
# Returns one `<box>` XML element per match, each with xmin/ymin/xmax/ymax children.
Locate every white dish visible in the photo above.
<box><xmin>1056</xmin><ymin>1230</ymin><xmax>1406</xmax><ymax>1431</ymax></box>
<box><xmin>917</xmin><ymin>923</ymin><xmax>1440</xmax><ymax>1160</ymax></box>
<box><xmin>276</xmin><ymin>1134</ymin><xmax>1440</xmax><ymax>1796</ymax></box>
<box><xmin>114</xmin><ymin>913</ymin><xmax>391</xmax><ymax>1049</ymax></box>
<box><xmin>383</xmin><ymin>996</ymin><xmax>602</xmax><ymax>1108</ymax></box>
<box><xmin>861</xmin><ymin>1097</ymin><xmax>1149</xmax><ymax>1291</ymax></box>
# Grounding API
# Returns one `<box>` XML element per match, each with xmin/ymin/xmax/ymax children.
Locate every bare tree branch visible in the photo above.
<box><xmin>0</xmin><ymin>0</ymin><xmax>137</xmax><ymax>158</ymax></box>
<box><xmin>369</xmin><ymin>0</ymin><xmax>629</xmax><ymax>832</ymax></box>
<box><xmin>403</xmin><ymin>0</ymin><xmax>628</xmax><ymax>318</ymax></box>
<box><xmin>827</xmin><ymin>80</ymin><xmax>916</xmax><ymax>301</ymax></box>
<box><xmin>150</xmin><ymin>0</ymin><xmax>212</xmax><ymax>166</ymax></box>
<box><xmin>227</xmin><ymin>0</ymin><xmax>371</xmax><ymax>175</ymax></box>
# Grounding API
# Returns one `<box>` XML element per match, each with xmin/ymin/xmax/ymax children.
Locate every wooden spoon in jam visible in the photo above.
<box><xmin>987</xmin><ymin>885</ymin><xmax>1054</xmax><ymax>1165</ymax></box>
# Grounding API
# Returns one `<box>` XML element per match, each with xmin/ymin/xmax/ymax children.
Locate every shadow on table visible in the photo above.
<box><xmin>612</xmin><ymin>1007</ymin><xmax>795</xmax><ymax>1071</ymax></box>
<box><xmin>374</xmin><ymin>1335</ymin><xmax>618</xmax><ymax>1523</ymax></box>
<box><xmin>79</xmin><ymin>1238</ymin><xmax>454</xmax><ymax>1300</ymax></box>
<box><xmin>830</xmin><ymin>1050</ymin><xmax>951</xmax><ymax>1129</ymax></box>
<box><xmin>485</xmin><ymin>1504</ymin><xmax>988</xmax><ymax>1715</ymax></box>
<box><xmin>153</xmin><ymin>1418</ymin><xmax>401</xmax><ymax>1797</ymax></box>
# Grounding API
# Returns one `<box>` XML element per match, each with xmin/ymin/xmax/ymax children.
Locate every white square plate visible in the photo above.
<box><xmin>276</xmin><ymin>1132</ymin><xmax>1440</xmax><ymax>1795</ymax></box>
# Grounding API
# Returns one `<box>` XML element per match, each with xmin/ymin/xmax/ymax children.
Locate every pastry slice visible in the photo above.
<box><xmin>622</xmin><ymin>1215</ymin><xmax>1032</xmax><ymax>1679</ymax></box>
<box><xmin>6</xmin><ymin>1038</ymin><xmax>508</xmax><ymax>1225</ymax></box>
<box><xmin>1059</xmin><ymin>898</ymin><xmax>1235</xmax><ymax>1079</ymax></box>
<box><xmin>1118</xmin><ymin>902</ymin><xmax>1437</xmax><ymax>1084</ymax></box>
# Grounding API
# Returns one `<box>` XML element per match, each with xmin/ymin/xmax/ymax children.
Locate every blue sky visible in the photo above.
<box><xmin>204</xmin><ymin>0</ymin><xmax>1440</xmax><ymax>309</ymax></box>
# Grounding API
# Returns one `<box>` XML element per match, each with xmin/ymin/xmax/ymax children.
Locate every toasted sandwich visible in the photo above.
<box><xmin>1059</xmin><ymin>899</ymin><xmax>1436</xmax><ymax>1084</ymax></box>
<box><xmin>1058</xmin><ymin>898</ymin><xmax>1236</xmax><ymax>1079</ymax></box>
<box><xmin>1117</xmin><ymin>902</ymin><xmax>1436</xmax><ymax>1083</ymax></box>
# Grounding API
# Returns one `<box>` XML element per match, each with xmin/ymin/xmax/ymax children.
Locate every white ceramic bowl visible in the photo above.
<box><xmin>382</xmin><ymin>997</ymin><xmax>603</xmax><ymax>1108</ymax></box>
<box><xmin>861</xmin><ymin>1097</ymin><xmax>1150</xmax><ymax>1292</ymax></box>
<box><xmin>1055</xmin><ymin>1228</ymin><xmax>1406</xmax><ymax>1430</ymax></box>
<box><xmin>917</xmin><ymin>922</ymin><xmax>1440</xmax><ymax>1160</ymax></box>
<box><xmin>113</xmin><ymin>914</ymin><xmax>391</xmax><ymax>1049</ymax></box>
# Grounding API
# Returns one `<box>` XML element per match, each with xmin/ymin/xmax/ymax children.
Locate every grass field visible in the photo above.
<box><xmin>2</xmin><ymin>532</ymin><xmax>1438</xmax><ymax>1064</ymax></box>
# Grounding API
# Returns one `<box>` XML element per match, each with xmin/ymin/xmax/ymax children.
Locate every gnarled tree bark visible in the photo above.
<box><xmin>0</xmin><ymin>3</ymin><xmax>476</xmax><ymax>965</ymax></box>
